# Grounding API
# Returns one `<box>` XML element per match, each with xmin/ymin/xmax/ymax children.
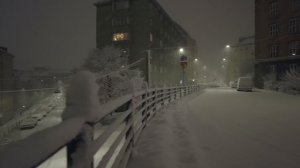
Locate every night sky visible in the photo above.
<box><xmin>0</xmin><ymin>0</ymin><xmax>254</xmax><ymax>70</ymax></box>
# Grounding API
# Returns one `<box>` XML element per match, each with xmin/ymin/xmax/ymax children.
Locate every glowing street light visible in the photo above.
<box><xmin>222</xmin><ymin>58</ymin><xmax>227</xmax><ymax>62</ymax></box>
<box><xmin>179</xmin><ymin>48</ymin><xmax>184</xmax><ymax>54</ymax></box>
<box><xmin>226</xmin><ymin>45</ymin><xmax>231</xmax><ymax>48</ymax></box>
<box><xmin>194</xmin><ymin>58</ymin><xmax>199</xmax><ymax>62</ymax></box>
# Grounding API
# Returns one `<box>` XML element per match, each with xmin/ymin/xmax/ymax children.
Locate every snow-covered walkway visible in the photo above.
<box><xmin>127</xmin><ymin>88</ymin><xmax>300</xmax><ymax>168</ymax></box>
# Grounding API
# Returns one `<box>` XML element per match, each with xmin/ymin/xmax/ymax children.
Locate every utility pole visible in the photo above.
<box><xmin>146</xmin><ymin>50</ymin><xmax>151</xmax><ymax>88</ymax></box>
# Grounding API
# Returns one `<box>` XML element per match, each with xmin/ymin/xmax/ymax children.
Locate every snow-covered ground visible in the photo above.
<box><xmin>0</xmin><ymin>92</ymin><xmax>65</xmax><ymax>147</ymax></box>
<box><xmin>127</xmin><ymin>88</ymin><xmax>300</xmax><ymax>168</ymax></box>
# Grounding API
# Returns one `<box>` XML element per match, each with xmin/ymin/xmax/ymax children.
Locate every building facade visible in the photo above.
<box><xmin>0</xmin><ymin>47</ymin><xmax>14</xmax><ymax>91</ymax></box>
<box><xmin>255</xmin><ymin>0</ymin><xmax>300</xmax><ymax>87</ymax></box>
<box><xmin>226</xmin><ymin>36</ymin><xmax>255</xmax><ymax>83</ymax></box>
<box><xmin>95</xmin><ymin>0</ymin><xmax>197</xmax><ymax>87</ymax></box>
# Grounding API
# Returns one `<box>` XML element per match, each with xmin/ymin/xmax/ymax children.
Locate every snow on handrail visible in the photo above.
<box><xmin>0</xmin><ymin>117</ymin><xmax>85</xmax><ymax>168</ymax></box>
<box><xmin>0</xmin><ymin>81</ymin><xmax>201</xmax><ymax>168</ymax></box>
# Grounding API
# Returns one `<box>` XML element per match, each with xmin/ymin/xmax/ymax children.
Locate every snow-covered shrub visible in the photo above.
<box><xmin>263</xmin><ymin>72</ymin><xmax>279</xmax><ymax>91</ymax></box>
<box><xmin>279</xmin><ymin>68</ymin><xmax>300</xmax><ymax>94</ymax></box>
<box><xmin>83</xmin><ymin>46</ymin><xmax>146</xmax><ymax>104</ymax></box>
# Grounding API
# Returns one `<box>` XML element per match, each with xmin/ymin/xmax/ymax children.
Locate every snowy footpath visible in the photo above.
<box><xmin>127</xmin><ymin>88</ymin><xmax>300</xmax><ymax>168</ymax></box>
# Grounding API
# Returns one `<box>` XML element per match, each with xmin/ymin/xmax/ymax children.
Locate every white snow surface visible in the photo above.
<box><xmin>0</xmin><ymin>117</ymin><xmax>84</xmax><ymax>168</ymax></box>
<box><xmin>127</xmin><ymin>88</ymin><xmax>300</xmax><ymax>168</ymax></box>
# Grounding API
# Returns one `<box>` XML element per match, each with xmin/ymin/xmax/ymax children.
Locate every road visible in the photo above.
<box><xmin>127</xmin><ymin>88</ymin><xmax>300</xmax><ymax>168</ymax></box>
<box><xmin>1</xmin><ymin>92</ymin><xmax>65</xmax><ymax>145</ymax></box>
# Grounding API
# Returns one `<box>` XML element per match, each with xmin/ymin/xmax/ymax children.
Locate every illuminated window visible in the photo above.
<box><xmin>112</xmin><ymin>32</ymin><xmax>129</xmax><ymax>41</ymax></box>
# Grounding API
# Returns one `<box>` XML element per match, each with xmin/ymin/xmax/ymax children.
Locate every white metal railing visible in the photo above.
<box><xmin>0</xmin><ymin>73</ymin><xmax>201</xmax><ymax>168</ymax></box>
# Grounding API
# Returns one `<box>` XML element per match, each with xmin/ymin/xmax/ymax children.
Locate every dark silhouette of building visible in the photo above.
<box><xmin>0</xmin><ymin>47</ymin><xmax>14</xmax><ymax>91</ymax></box>
<box><xmin>255</xmin><ymin>0</ymin><xmax>300</xmax><ymax>87</ymax></box>
<box><xmin>95</xmin><ymin>0</ymin><xmax>197</xmax><ymax>86</ymax></box>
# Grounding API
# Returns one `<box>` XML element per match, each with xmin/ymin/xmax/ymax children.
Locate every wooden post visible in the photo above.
<box><xmin>67</xmin><ymin>124</ymin><xmax>94</xmax><ymax>168</ymax></box>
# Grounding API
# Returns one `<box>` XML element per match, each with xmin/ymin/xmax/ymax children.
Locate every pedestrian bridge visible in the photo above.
<box><xmin>0</xmin><ymin>72</ymin><xmax>201</xmax><ymax>168</ymax></box>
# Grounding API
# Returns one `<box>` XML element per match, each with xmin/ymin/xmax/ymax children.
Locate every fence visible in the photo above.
<box><xmin>0</xmin><ymin>75</ymin><xmax>201</xmax><ymax>168</ymax></box>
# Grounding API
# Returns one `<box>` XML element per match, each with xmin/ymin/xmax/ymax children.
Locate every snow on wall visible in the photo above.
<box><xmin>0</xmin><ymin>117</ymin><xmax>84</xmax><ymax>168</ymax></box>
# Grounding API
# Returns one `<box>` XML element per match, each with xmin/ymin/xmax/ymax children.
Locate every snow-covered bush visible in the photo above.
<box><xmin>263</xmin><ymin>72</ymin><xmax>279</xmax><ymax>91</ymax></box>
<box><xmin>279</xmin><ymin>68</ymin><xmax>300</xmax><ymax>94</ymax></box>
<box><xmin>83</xmin><ymin>46</ymin><xmax>146</xmax><ymax>104</ymax></box>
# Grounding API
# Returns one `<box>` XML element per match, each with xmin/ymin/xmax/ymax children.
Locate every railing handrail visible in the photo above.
<box><xmin>0</xmin><ymin>117</ymin><xmax>85</xmax><ymax>168</ymax></box>
<box><xmin>0</xmin><ymin>71</ymin><xmax>201</xmax><ymax>168</ymax></box>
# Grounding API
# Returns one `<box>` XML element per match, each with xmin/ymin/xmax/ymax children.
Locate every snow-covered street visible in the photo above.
<box><xmin>0</xmin><ymin>92</ymin><xmax>65</xmax><ymax>146</ymax></box>
<box><xmin>127</xmin><ymin>88</ymin><xmax>300</xmax><ymax>168</ymax></box>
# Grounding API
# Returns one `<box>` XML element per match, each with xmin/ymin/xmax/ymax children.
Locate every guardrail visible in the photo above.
<box><xmin>0</xmin><ymin>72</ymin><xmax>201</xmax><ymax>168</ymax></box>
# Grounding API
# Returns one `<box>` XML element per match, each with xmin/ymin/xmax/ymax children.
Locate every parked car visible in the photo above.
<box><xmin>230</xmin><ymin>81</ymin><xmax>238</xmax><ymax>88</ymax></box>
<box><xmin>54</xmin><ymin>88</ymin><xmax>61</xmax><ymax>93</ymax></box>
<box><xmin>31</xmin><ymin>113</ymin><xmax>45</xmax><ymax>121</ymax></box>
<box><xmin>237</xmin><ymin>77</ymin><xmax>253</xmax><ymax>92</ymax></box>
<box><xmin>19</xmin><ymin>118</ymin><xmax>38</xmax><ymax>130</ymax></box>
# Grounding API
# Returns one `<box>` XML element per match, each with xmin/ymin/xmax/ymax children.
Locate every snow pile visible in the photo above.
<box><xmin>263</xmin><ymin>68</ymin><xmax>300</xmax><ymax>94</ymax></box>
<box><xmin>263</xmin><ymin>72</ymin><xmax>279</xmax><ymax>91</ymax></box>
<box><xmin>279</xmin><ymin>68</ymin><xmax>300</xmax><ymax>94</ymax></box>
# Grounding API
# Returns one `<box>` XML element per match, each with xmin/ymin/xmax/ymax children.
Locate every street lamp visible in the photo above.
<box><xmin>222</xmin><ymin>58</ymin><xmax>227</xmax><ymax>62</ymax></box>
<box><xmin>226</xmin><ymin>45</ymin><xmax>231</xmax><ymax>48</ymax></box>
<box><xmin>179</xmin><ymin>48</ymin><xmax>184</xmax><ymax>54</ymax></box>
<box><xmin>194</xmin><ymin>58</ymin><xmax>199</xmax><ymax>62</ymax></box>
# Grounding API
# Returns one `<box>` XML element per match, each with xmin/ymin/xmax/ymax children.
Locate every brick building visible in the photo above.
<box><xmin>95</xmin><ymin>0</ymin><xmax>197</xmax><ymax>86</ymax></box>
<box><xmin>255</xmin><ymin>0</ymin><xmax>300</xmax><ymax>87</ymax></box>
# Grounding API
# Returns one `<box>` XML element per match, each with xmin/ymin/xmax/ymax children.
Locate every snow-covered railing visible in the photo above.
<box><xmin>0</xmin><ymin>73</ymin><xmax>201</xmax><ymax>168</ymax></box>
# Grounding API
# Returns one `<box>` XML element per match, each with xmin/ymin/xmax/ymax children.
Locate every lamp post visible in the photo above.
<box><xmin>179</xmin><ymin>48</ymin><xmax>188</xmax><ymax>85</ymax></box>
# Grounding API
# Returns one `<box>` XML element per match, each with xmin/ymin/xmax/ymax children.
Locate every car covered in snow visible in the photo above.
<box><xmin>31</xmin><ymin>113</ymin><xmax>45</xmax><ymax>121</ymax></box>
<box><xmin>19</xmin><ymin>118</ymin><xmax>38</xmax><ymax>130</ymax></box>
<box><xmin>237</xmin><ymin>77</ymin><xmax>253</xmax><ymax>92</ymax></box>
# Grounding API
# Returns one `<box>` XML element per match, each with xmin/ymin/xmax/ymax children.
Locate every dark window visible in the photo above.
<box><xmin>112</xmin><ymin>17</ymin><xmax>130</xmax><ymax>26</ymax></box>
<box><xmin>113</xmin><ymin>0</ymin><xmax>129</xmax><ymax>10</ymax></box>
<box><xmin>271</xmin><ymin>44</ymin><xmax>279</xmax><ymax>57</ymax></box>
<box><xmin>288</xmin><ymin>18</ymin><xmax>300</xmax><ymax>34</ymax></box>
<box><xmin>270</xmin><ymin>65</ymin><xmax>277</xmax><ymax>73</ymax></box>
<box><xmin>270</xmin><ymin>0</ymin><xmax>279</xmax><ymax>16</ymax></box>
<box><xmin>290</xmin><ymin>0</ymin><xmax>300</xmax><ymax>10</ymax></box>
<box><xmin>289</xmin><ymin>41</ymin><xmax>300</xmax><ymax>56</ymax></box>
<box><xmin>270</xmin><ymin>23</ymin><xmax>279</xmax><ymax>37</ymax></box>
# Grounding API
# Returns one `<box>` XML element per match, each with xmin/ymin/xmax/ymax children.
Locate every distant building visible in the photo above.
<box><xmin>0</xmin><ymin>47</ymin><xmax>14</xmax><ymax>91</ymax></box>
<box><xmin>95</xmin><ymin>0</ymin><xmax>197</xmax><ymax>86</ymax></box>
<box><xmin>255</xmin><ymin>0</ymin><xmax>300</xmax><ymax>88</ymax></box>
<box><xmin>226</xmin><ymin>36</ymin><xmax>255</xmax><ymax>83</ymax></box>
<box><xmin>14</xmin><ymin>67</ymin><xmax>71</xmax><ymax>90</ymax></box>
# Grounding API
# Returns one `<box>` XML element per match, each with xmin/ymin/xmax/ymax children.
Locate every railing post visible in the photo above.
<box><xmin>67</xmin><ymin>123</ymin><xmax>94</xmax><ymax>168</ymax></box>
